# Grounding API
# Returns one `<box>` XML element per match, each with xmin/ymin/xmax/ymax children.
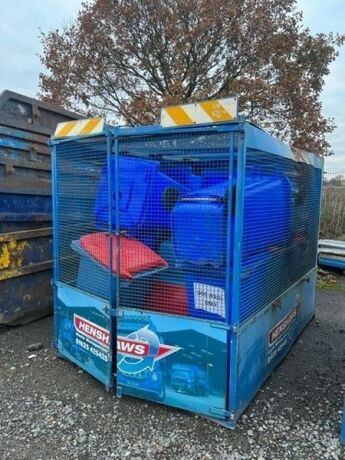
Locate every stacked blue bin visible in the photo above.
<box><xmin>95</xmin><ymin>157</ymin><xmax>195</xmax><ymax>246</ymax></box>
<box><xmin>172</xmin><ymin>173</ymin><xmax>292</xmax><ymax>320</ymax></box>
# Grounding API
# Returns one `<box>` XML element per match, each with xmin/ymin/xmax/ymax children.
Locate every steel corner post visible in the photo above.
<box><xmin>224</xmin><ymin>130</ymin><xmax>235</xmax><ymax>420</ymax></box>
<box><xmin>51</xmin><ymin>143</ymin><xmax>59</xmax><ymax>348</ymax></box>
<box><xmin>315</xmin><ymin>160</ymin><xmax>325</xmax><ymax>267</ymax></box>
<box><xmin>106</xmin><ymin>128</ymin><xmax>117</xmax><ymax>391</ymax></box>
<box><xmin>228</xmin><ymin>126</ymin><xmax>246</xmax><ymax>421</ymax></box>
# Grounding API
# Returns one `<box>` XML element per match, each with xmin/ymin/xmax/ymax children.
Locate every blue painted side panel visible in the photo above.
<box><xmin>0</xmin><ymin>125</ymin><xmax>46</xmax><ymax>142</ymax></box>
<box><xmin>55</xmin><ymin>270</ymin><xmax>317</xmax><ymax>425</ymax></box>
<box><xmin>231</xmin><ymin>269</ymin><xmax>316</xmax><ymax>421</ymax></box>
<box><xmin>56</xmin><ymin>283</ymin><xmax>228</xmax><ymax>419</ymax></box>
<box><xmin>56</xmin><ymin>283</ymin><xmax>112</xmax><ymax>386</ymax></box>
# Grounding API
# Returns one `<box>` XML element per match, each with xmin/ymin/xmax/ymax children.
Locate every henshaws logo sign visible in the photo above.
<box><xmin>267</xmin><ymin>304</ymin><xmax>300</xmax><ymax>364</ymax></box>
<box><xmin>268</xmin><ymin>305</ymin><xmax>299</xmax><ymax>347</ymax></box>
<box><xmin>74</xmin><ymin>315</ymin><xmax>180</xmax><ymax>374</ymax></box>
<box><xmin>74</xmin><ymin>314</ymin><xmax>110</xmax><ymax>348</ymax></box>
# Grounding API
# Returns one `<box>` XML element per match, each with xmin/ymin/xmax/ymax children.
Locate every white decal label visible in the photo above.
<box><xmin>194</xmin><ymin>283</ymin><xmax>225</xmax><ymax>317</ymax></box>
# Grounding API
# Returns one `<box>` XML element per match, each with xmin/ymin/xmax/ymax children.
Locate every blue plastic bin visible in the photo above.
<box><xmin>201</xmin><ymin>170</ymin><xmax>229</xmax><ymax>187</ymax></box>
<box><xmin>172</xmin><ymin>173</ymin><xmax>291</xmax><ymax>267</ymax></box>
<box><xmin>160</xmin><ymin>164</ymin><xmax>202</xmax><ymax>190</ymax></box>
<box><xmin>71</xmin><ymin>240</ymin><xmax>166</xmax><ymax>306</ymax></box>
<box><xmin>95</xmin><ymin>157</ymin><xmax>191</xmax><ymax>233</ymax></box>
<box><xmin>172</xmin><ymin>181</ymin><xmax>229</xmax><ymax>268</ymax></box>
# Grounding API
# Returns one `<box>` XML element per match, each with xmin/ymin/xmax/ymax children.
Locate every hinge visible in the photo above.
<box><xmin>104</xmin><ymin>381</ymin><xmax>114</xmax><ymax>392</ymax></box>
<box><xmin>272</xmin><ymin>298</ymin><xmax>281</xmax><ymax>309</ymax></box>
<box><xmin>230</xmin><ymin>324</ymin><xmax>239</xmax><ymax>334</ymax></box>
<box><xmin>209</xmin><ymin>407</ymin><xmax>231</xmax><ymax>418</ymax></box>
<box><xmin>116</xmin><ymin>384</ymin><xmax>123</xmax><ymax>398</ymax></box>
<box><xmin>210</xmin><ymin>322</ymin><xmax>230</xmax><ymax>331</ymax></box>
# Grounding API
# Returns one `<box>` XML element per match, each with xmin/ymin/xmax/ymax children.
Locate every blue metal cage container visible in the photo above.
<box><xmin>52</xmin><ymin>118</ymin><xmax>323</xmax><ymax>427</ymax></box>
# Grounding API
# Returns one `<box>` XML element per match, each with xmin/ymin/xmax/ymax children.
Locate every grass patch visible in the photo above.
<box><xmin>317</xmin><ymin>269</ymin><xmax>345</xmax><ymax>291</ymax></box>
<box><xmin>316</xmin><ymin>269</ymin><xmax>343</xmax><ymax>289</ymax></box>
<box><xmin>317</xmin><ymin>276</ymin><xmax>338</xmax><ymax>289</ymax></box>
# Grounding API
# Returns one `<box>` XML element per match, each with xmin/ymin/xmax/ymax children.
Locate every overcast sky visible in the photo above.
<box><xmin>0</xmin><ymin>0</ymin><xmax>344</xmax><ymax>170</ymax></box>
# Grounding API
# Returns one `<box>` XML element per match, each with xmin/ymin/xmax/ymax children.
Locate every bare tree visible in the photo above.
<box><xmin>39</xmin><ymin>0</ymin><xmax>343</xmax><ymax>155</ymax></box>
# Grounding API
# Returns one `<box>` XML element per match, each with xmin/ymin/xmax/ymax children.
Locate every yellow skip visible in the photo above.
<box><xmin>0</xmin><ymin>239</ymin><xmax>28</xmax><ymax>269</ymax></box>
<box><xmin>54</xmin><ymin>117</ymin><xmax>104</xmax><ymax>138</ymax></box>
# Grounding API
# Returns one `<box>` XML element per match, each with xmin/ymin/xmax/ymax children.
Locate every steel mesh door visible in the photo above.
<box><xmin>114</xmin><ymin>128</ymin><xmax>234</xmax><ymax>418</ymax></box>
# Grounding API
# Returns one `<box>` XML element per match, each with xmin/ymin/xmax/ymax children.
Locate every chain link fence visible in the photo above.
<box><xmin>320</xmin><ymin>169</ymin><xmax>345</xmax><ymax>240</ymax></box>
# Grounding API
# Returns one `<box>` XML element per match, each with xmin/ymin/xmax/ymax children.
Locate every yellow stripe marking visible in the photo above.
<box><xmin>165</xmin><ymin>106</ymin><xmax>193</xmax><ymax>126</ymax></box>
<box><xmin>56</xmin><ymin>120</ymin><xmax>79</xmax><ymax>137</ymax></box>
<box><xmin>200</xmin><ymin>100</ymin><xmax>233</xmax><ymax>122</ymax></box>
<box><xmin>79</xmin><ymin>117</ymin><xmax>102</xmax><ymax>135</ymax></box>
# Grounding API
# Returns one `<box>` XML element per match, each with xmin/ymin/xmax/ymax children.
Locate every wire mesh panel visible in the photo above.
<box><xmin>54</xmin><ymin>127</ymin><xmax>322</xmax><ymax>326</ymax></box>
<box><xmin>55</xmin><ymin>136</ymin><xmax>110</xmax><ymax>299</ymax></box>
<box><xmin>109</xmin><ymin>130</ymin><xmax>234</xmax><ymax>322</ymax></box>
<box><xmin>238</xmin><ymin>150</ymin><xmax>322</xmax><ymax>322</ymax></box>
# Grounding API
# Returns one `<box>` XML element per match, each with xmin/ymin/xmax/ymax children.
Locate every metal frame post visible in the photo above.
<box><xmin>51</xmin><ymin>143</ymin><xmax>59</xmax><ymax>349</ymax></box>
<box><xmin>113</xmin><ymin>128</ymin><xmax>121</xmax><ymax>395</ymax></box>
<box><xmin>225</xmin><ymin>131</ymin><xmax>235</xmax><ymax>325</ymax></box>
<box><xmin>106</xmin><ymin>128</ymin><xmax>116</xmax><ymax>390</ymax></box>
<box><xmin>228</xmin><ymin>124</ymin><xmax>246</xmax><ymax>419</ymax></box>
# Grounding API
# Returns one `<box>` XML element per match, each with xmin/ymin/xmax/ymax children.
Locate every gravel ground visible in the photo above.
<box><xmin>0</xmin><ymin>276</ymin><xmax>344</xmax><ymax>460</ymax></box>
